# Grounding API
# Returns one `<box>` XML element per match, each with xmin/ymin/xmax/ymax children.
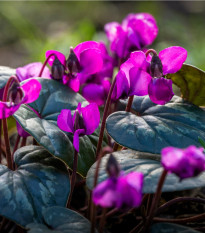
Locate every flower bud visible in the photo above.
<box><xmin>74</xmin><ymin>110</ymin><xmax>85</xmax><ymax>131</ymax></box>
<box><xmin>106</xmin><ymin>154</ymin><xmax>120</xmax><ymax>177</ymax></box>
<box><xmin>51</xmin><ymin>56</ymin><xmax>65</xmax><ymax>80</ymax></box>
<box><xmin>150</xmin><ymin>55</ymin><xmax>163</xmax><ymax>78</ymax></box>
<box><xmin>8</xmin><ymin>81</ymin><xmax>24</xmax><ymax>104</ymax></box>
<box><xmin>66</xmin><ymin>47</ymin><xmax>81</xmax><ymax>75</ymax></box>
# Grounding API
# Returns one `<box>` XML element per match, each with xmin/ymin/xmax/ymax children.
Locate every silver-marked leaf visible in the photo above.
<box><xmin>106</xmin><ymin>96</ymin><xmax>205</xmax><ymax>154</ymax></box>
<box><xmin>27</xmin><ymin>206</ymin><xmax>92</xmax><ymax>233</ymax></box>
<box><xmin>151</xmin><ymin>223</ymin><xmax>200</xmax><ymax>233</ymax></box>
<box><xmin>0</xmin><ymin>146</ymin><xmax>70</xmax><ymax>227</ymax></box>
<box><xmin>0</xmin><ymin>66</ymin><xmax>16</xmax><ymax>89</ymax></box>
<box><xmin>14</xmin><ymin>78</ymin><xmax>104</xmax><ymax>177</ymax></box>
<box><xmin>86</xmin><ymin>150</ymin><xmax>205</xmax><ymax>193</ymax></box>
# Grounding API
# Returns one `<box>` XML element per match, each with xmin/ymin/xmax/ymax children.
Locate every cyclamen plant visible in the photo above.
<box><xmin>0</xmin><ymin>10</ymin><xmax>205</xmax><ymax>233</ymax></box>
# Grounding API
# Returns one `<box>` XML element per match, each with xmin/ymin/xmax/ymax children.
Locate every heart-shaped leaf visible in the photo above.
<box><xmin>86</xmin><ymin>150</ymin><xmax>205</xmax><ymax>193</ymax></box>
<box><xmin>0</xmin><ymin>66</ymin><xmax>16</xmax><ymax>89</ymax></box>
<box><xmin>106</xmin><ymin>96</ymin><xmax>205</xmax><ymax>154</ymax></box>
<box><xmin>14</xmin><ymin>78</ymin><xmax>104</xmax><ymax>177</ymax></box>
<box><xmin>0</xmin><ymin>146</ymin><xmax>70</xmax><ymax>227</ymax></box>
<box><xmin>167</xmin><ymin>64</ymin><xmax>205</xmax><ymax>106</ymax></box>
<box><xmin>27</xmin><ymin>206</ymin><xmax>92</xmax><ymax>233</ymax></box>
<box><xmin>151</xmin><ymin>223</ymin><xmax>200</xmax><ymax>233</ymax></box>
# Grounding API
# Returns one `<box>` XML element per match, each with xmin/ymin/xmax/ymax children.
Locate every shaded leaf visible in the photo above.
<box><xmin>27</xmin><ymin>206</ymin><xmax>92</xmax><ymax>233</ymax></box>
<box><xmin>106</xmin><ymin>96</ymin><xmax>205</xmax><ymax>154</ymax></box>
<box><xmin>167</xmin><ymin>64</ymin><xmax>205</xmax><ymax>106</ymax></box>
<box><xmin>151</xmin><ymin>223</ymin><xmax>200</xmax><ymax>233</ymax></box>
<box><xmin>86</xmin><ymin>150</ymin><xmax>205</xmax><ymax>193</ymax></box>
<box><xmin>0</xmin><ymin>146</ymin><xmax>70</xmax><ymax>227</ymax></box>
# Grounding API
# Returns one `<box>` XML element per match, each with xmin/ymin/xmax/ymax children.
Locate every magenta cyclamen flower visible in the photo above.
<box><xmin>105</xmin><ymin>13</ymin><xmax>158</xmax><ymax>59</ymax></box>
<box><xmin>57</xmin><ymin>103</ymin><xmax>100</xmax><ymax>152</ymax></box>
<box><xmin>16</xmin><ymin>62</ymin><xmax>51</xmax><ymax>82</ymax></box>
<box><xmin>112</xmin><ymin>46</ymin><xmax>187</xmax><ymax>105</ymax></box>
<box><xmin>161</xmin><ymin>146</ymin><xmax>205</xmax><ymax>180</ymax></box>
<box><xmin>0</xmin><ymin>79</ymin><xmax>42</xmax><ymax>119</ymax></box>
<box><xmin>93</xmin><ymin>155</ymin><xmax>143</xmax><ymax>208</ymax></box>
<box><xmin>82</xmin><ymin>42</ymin><xmax>113</xmax><ymax>106</ymax></box>
<box><xmin>46</xmin><ymin>41</ymin><xmax>104</xmax><ymax>92</ymax></box>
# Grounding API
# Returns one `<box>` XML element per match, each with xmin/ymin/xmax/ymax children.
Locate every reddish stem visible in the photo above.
<box><xmin>2</xmin><ymin>76</ymin><xmax>18</xmax><ymax>170</ymax></box>
<box><xmin>95</xmin><ymin>77</ymin><xmax>116</xmax><ymax>160</ymax></box>
<box><xmin>20</xmin><ymin>137</ymin><xmax>27</xmax><ymax>148</ymax></box>
<box><xmin>113</xmin><ymin>95</ymin><xmax>134</xmax><ymax>152</ymax></box>
<box><xmin>67</xmin><ymin>148</ymin><xmax>78</xmax><ymax>208</ymax></box>
<box><xmin>145</xmin><ymin>49</ymin><xmax>157</xmax><ymax>57</ymax></box>
<box><xmin>38</xmin><ymin>53</ymin><xmax>56</xmax><ymax>77</ymax></box>
<box><xmin>142</xmin><ymin>170</ymin><xmax>167</xmax><ymax>232</ymax></box>
<box><xmin>12</xmin><ymin>134</ymin><xmax>21</xmax><ymax>161</ymax></box>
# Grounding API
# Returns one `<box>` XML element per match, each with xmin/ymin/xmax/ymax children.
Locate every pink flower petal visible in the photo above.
<box><xmin>82</xmin><ymin>84</ymin><xmax>105</xmax><ymax>106</ymax></box>
<box><xmin>74</xmin><ymin>41</ymin><xmax>100</xmax><ymax>59</ymax></box>
<box><xmin>20</xmin><ymin>79</ymin><xmax>42</xmax><ymax>104</ymax></box>
<box><xmin>57</xmin><ymin>109</ymin><xmax>74</xmax><ymax>133</ymax></box>
<box><xmin>122</xmin><ymin>13</ymin><xmax>158</xmax><ymax>48</ymax></box>
<box><xmin>73</xmin><ymin>128</ymin><xmax>86</xmax><ymax>152</ymax></box>
<box><xmin>79</xmin><ymin>49</ymin><xmax>103</xmax><ymax>76</ymax></box>
<box><xmin>161</xmin><ymin>146</ymin><xmax>205</xmax><ymax>179</ymax></box>
<box><xmin>104</xmin><ymin>22</ymin><xmax>122</xmax><ymax>42</ymax></box>
<box><xmin>16</xmin><ymin>121</ymin><xmax>30</xmax><ymax>138</ymax></box>
<box><xmin>92</xmin><ymin>179</ymin><xmax>118</xmax><ymax>208</ymax></box>
<box><xmin>16</xmin><ymin>62</ymin><xmax>50</xmax><ymax>81</ymax></box>
<box><xmin>105</xmin><ymin>22</ymin><xmax>128</xmax><ymax>58</ymax></box>
<box><xmin>45</xmin><ymin>50</ymin><xmax>66</xmax><ymax>67</ymax></box>
<box><xmin>68</xmin><ymin>76</ymin><xmax>80</xmax><ymax>92</ymax></box>
<box><xmin>81</xmin><ymin>103</ymin><xmax>100</xmax><ymax>135</ymax></box>
<box><xmin>129</xmin><ymin>67</ymin><xmax>152</xmax><ymax>96</ymax></box>
<box><xmin>148</xmin><ymin>78</ymin><xmax>174</xmax><ymax>105</ymax></box>
<box><xmin>159</xmin><ymin>46</ymin><xmax>187</xmax><ymax>75</ymax></box>
<box><xmin>112</xmin><ymin>70</ymin><xmax>130</xmax><ymax>100</ymax></box>
<box><xmin>0</xmin><ymin>102</ymin><xmax>20</xmax><ymax>119</ymax></box>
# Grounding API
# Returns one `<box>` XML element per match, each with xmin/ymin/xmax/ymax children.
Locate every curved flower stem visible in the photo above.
<box><xmin>2</xmin><ymin>76</ymin><xmax>17</xmax><ymax>170</ymax></box>
<box><xmin>112</xmin><ymin>95</ymin><xmax>134</xmax><ymax>152</ymax></box>
<box><xmin>67</xmin><ymin>148</ymin><xmax>78</xmax><ymax>208</ymax></box>
<box><xmin>12</xmin><ymin>135</ymin><xmax>21</xmax><ymax>160</ymax></box>
<box><xmin>145</xmin><ymin>49</ymin><xmax>157</xmax><ymax>57</ymax></box>
<box><xmin>129</xmin><ymin>221</ymin><xmax>143</xmax><ymax>233</ymax></box>
<box><xmin>20</xmin><ymin>137</ymin><xmax>27</xmax><ymax>148</ymax></box>
<box><xmin>125</xmin><ymin>95</ymin><xmax>134</xmax><ymax>112</ymax></box>
<box><xmin>96</xmin><ymin>77</ymin><xmax>116</xmax><ymax>160</ymax></box>
<box><xmin>99</xmin><ymin>208</ymin><xmax>107</xmax><ymax>233</ymax></box>
<box><xmin>38</xmin><ymin>53</ymin><xmax>56</xmax><ymax>77</ymax></box>
<box><xmin>142</xmin><ymin>169</ymin><xmax>167</xmax><ymax>232</ymax></box>
<box><xmin>156</xmin><ymin>197</ymin><xmax>205</xmax><ymax>216</ymax></box>
<box><xmin>153</xmin><ymin>212</ymin><xmax>205</xmax><ymax>223</ymax></box>
<box><xmin>112</xmin><ymin>143</ymin><xmax>119</xmax><ymax>152</ymax></box>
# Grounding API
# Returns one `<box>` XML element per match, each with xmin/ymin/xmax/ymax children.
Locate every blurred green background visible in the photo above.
<box><xmin>0</xmin><ymin>1</ymin><xmax>204</xmax><ymax>70</ymax></box>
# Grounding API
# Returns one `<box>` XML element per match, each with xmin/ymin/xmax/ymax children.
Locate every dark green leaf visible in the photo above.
<box><xmin>199</xmin><ymin>137</ymin><xmax>205</xmax><ymax>149</ymax></box>
<box><xmin>106</xmin><ymin>96</ymin><xmax>205</xmax><ymax>154</ymax></box>
<box><xmin>14</xmin><ymin>78</ymin><xmax>102</xmax><ymax>177</ymax></box>
<box><xmin>151</xmin><ymin>223</ymin><xmax>200</xmax><ymax>233</ymax></box>
<box><xmin>27</xmin><ymin>206</ymin><xmax>92</xmax><ymax>233</ymax></box>
<box><xmin>86</xmin><ymin>150</ymin><xmax>205</xmax><ymax>193</ymax></box>
<box><xmin>167</xmin><ymin>64</ymin><xmax>205</xmax><ymax>106</ymax></box>
<box><xmin>0</xmin><ymin>146</ymin><xmax>70</xmax><ymax>227</ymax></box>
<box><xmin>0</xmin><ymin>66</ymin><xmax>16</xmax><ymax>89</ymax></box>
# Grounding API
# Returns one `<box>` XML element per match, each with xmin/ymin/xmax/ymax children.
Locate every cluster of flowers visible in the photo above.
<box><xmin>0</xmin><ymin>12</ymin><xmax>204</xmax><ymax>210</ymax></box>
